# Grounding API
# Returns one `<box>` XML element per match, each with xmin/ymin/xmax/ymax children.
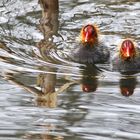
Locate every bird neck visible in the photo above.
<box><xmin>82</xmin><ymin>39</ymin><xmax>99</xmax><ymax>49</ymax></box>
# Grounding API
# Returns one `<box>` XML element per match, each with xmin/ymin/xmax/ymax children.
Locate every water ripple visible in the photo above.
<box><xmin>0</xmin><ymin>0</ymin><xmax>140</xmax><ymax>140</ymax></box>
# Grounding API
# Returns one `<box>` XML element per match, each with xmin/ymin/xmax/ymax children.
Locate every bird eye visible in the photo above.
<box><xmin>91</xmin><ymin>29</ymin><xmax>95</xmax><ymax>35</ymax></box>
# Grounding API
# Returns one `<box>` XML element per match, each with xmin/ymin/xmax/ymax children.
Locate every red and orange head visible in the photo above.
<box><xmin>120</xmin><ymin>87</ymin><xmax>134</xmax><ymax>97</ymax></box>
<box><xmin>119</xmin><ymin>39</ymin><xmax>136</xmax><ymax>60</ymax></box>
<box><xmin>80</xmin><ymin>24</ymin><xmax>99</xmax><ymax>47</ymax></box>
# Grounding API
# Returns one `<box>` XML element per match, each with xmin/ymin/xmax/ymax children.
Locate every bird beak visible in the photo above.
<box><xmin>85</xmin><ymin>32</ymin><xmax>90</xmax><ymax>43</ymax></box>
<box><xmin>122</xmin><ymin>47</ymin><xmax>131</xmax><ymax>59</ymax></box>
<box><xmin>126</xmin><ymin>47</ymin><xmax>130</xmax><ymax>58</ymax></box>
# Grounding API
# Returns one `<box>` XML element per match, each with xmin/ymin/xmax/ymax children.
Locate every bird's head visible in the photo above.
<box><xmin>80</xmin><ymin>24</ymin><xmax>99</xmax><ymax>47</ymax></box>
<box><xmin>120</xmin><ymin>39</ymin><xmax>136</xmax><ymax>60</ymax></box>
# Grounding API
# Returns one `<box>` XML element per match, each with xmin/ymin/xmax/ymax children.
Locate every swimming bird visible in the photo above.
<box><xmin>71</xmin><ymin>24</ymin><xmax>110</xmax><ymax>64</ymax></box>
<box><xmin>112</xmin><ymin>39</ymin><xmax>140</xmax><ymax>74</ymax></box>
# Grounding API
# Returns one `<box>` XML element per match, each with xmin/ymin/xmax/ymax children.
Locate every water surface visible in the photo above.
<box><xmin>0</xmin><ymin>0</ymin><xmax>140</xmax><ymax>139</ymax></box>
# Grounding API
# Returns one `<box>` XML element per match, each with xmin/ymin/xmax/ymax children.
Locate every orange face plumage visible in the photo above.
<box><xmin>120</xmin><ymin>39</ymin><xmax>136</xmax><ymax>60</ymax></box>
<box><xmin>80</xmin><ymin>24</ymin><xmax>99</xmax><ymax>47</ymax></box>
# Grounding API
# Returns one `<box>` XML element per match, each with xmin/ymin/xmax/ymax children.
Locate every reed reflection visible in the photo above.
<box><xmin>1</xmin><ymin>0</ymin><xmax>73</xmax><ymax>108</ymax></box>
<box><xmin>119</xmin><ymin>76</ymin><xmax>137</xmax><ymax>97</ymax></box>
<box><xmin>36</xmin><ymin>0</ymin><xmax>70</xmax><ymax>107</ymax></box>
<box><xmin>38</xmin><ymin>0</ymin><xmax>59</xmax><ymax>39</ymax></box>
<box><xmin>21</xmin><ymin>0</ymin><xmax>60</xmax><ymax>107</ymax></box>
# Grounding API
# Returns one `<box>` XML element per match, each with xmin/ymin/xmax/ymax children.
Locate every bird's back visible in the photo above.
<box><xmin>71</xmin><ymin>43</ymin><xmax>110</xmax><ymax>64</ymax></box>
<box><xmin>112</xmin><ymin>53</ymin><xmax>140</xmax><ymax>74</ymax></box>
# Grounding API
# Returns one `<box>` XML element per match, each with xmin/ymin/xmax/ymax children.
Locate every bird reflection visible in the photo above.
<box><xmin>81</xmin><ymin>64</ymin><xmax>100</xmax><ymax>93</ymax></box>
<box><xmin>119</xmin><ymin>76</ymin><xmax>137</xmax><ymax>97</ymax></box>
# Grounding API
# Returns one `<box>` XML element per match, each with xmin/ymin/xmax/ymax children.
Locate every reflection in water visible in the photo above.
<box><xmin>119</xmin><ymin>76</ymin><xmax>137</xmax><ymax>97</ymax></box>
<box><xmin>1</xmin><ymin>0</ymin><xmax>77</xmax><ymax>110</ymax></box>
<box><xmin>23</xmin><ymin>124</ymin><xmax>64</xmax><ymax>140</ymax></box>
<box><xmin>36</xmin><ymin>0</ymin><xmax>75</xmax><ymax>107</ymax></box>
<box><xmin>37</xmin><ymin>0</ymin><xmax>59</xmax><ymax>98</ymax></box>
<box><xmin>81</xmin><ymin>64</ymin><xmax>100</xmax><ymax>93</ymax></box>
<box><xmin>0</xmin><ymin>41</ymin><xmax>12</xmax><ymax>53</ymax></box>
<box><xmin>0</xmin><ymin>0</ymin><xmax>140</xmax><ymax>140</ymax></box>
<box><xmin>39</xmin><ymin>0</ymin><xmax>59</xmax><ymax>39</ymax></box>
